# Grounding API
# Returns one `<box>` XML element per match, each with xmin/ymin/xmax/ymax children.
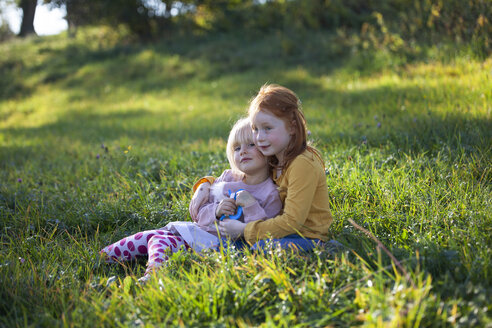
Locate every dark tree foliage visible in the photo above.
<box><xmin>45</xmin><ymin>0</ymin><xmax>150</xmax><ymax>38</ymax></box>
<box><xmin>44</xmin><ymin>0</ymin><xmax>196</xmax><ymax>39</ymax></box>
<box><xmin>28</xmin><ymin>0</ymin><xmax>492</xmax><ymax>52</ymax></box>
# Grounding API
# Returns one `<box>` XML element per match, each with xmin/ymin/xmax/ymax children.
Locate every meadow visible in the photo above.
<box><xmin>0</xmin><ymin>28</ymin><xmax>491</xmax><ymax>326</ymax></box>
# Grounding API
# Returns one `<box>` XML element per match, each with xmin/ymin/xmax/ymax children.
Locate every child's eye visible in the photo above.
<box><xmin>265</xmin><ymin>126</ymin><xmax>272</xmax><ymax>131</ymax></box>
<box><xmin>248</xmin><ymin>143</ymin><xmax>255</xmax><ymax>147</ymax></box>
<box><xmin>252</xmin><ymin>127</ymin><xmax>258</xmax><ymax>132</ymax></box>
<box><xmin>234</xmin><ymin>146</ymin><xmax>241</xmax><ymax>151</ymax></box>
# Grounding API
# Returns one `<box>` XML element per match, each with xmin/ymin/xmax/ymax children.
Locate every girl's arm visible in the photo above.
<box><xmin>189</xmin><ymin>176</ymin><xmax>216</xmax><ymax>221</ymax></box>
<box><xmin>189</xmin><ymin>182</ymin><xmax>210</xmax><ymax>221</ymax></box>
<box><xmin>192</xmin><ymin>171</ymin><xmax>232</xmax><ymax>226</ymax></box>
<box><xmin>194</xmin><ymin>202</ymin><xmax>219</xmax><ymax>227</ymax></box>
<box><xmin>236</xmin><ymin>189</ymin><xmax>282</xmax><ymax>223</ymax></box>
<box><xmin>242</xmin><ymin>156</ymin><xmax>322</xmax><ymax>243</ymax></box>
<box><xmin>218</xmin><ymin>185</ymin><xmax>283</xmax><ymax>239</ymax></box>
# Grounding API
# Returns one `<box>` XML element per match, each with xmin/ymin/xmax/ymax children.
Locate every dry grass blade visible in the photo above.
<box><xmin>347</xmin><ymin>218</ymin><xmax>416</xmax><ymax>288</ymax></box>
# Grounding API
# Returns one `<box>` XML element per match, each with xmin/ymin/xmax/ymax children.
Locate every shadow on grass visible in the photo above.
<box><xmin>0</xmin><ymin>108</ymin><xmax>231</xmax><ymax>172</ymax></box>
<box><xmin>2</xmin><ymin>83</ymin><xmax>490</xmax><ymax>167</ymax></box>
<box><xmin>0</xmin><ymin>31</ymin><xmax>381</xmax><ymax>101</ymax></box>
<box><xmin>2</xmin><ymin>32</ymin><xmax>490</xmax><ymax>177</ymax></box>
<box><xmin>338</xmin><ymin>231</ymin><xmax>491</xmax><ymax>311</ymax></box>
<box><xmin>0</xmin><ymin>58</ymin><xmax>34</xmax><ymax>101</ymax></box>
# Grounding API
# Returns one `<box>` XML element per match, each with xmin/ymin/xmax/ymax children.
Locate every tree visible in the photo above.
<box><xmin>45</xmin><ymin>0</ymin><xmax>165</xmax><ymax>39</ymax></box>
<box><xmin>19</xmin><ymin>0</ymin><xmax>37</xmax><ymax>37</ymax></box>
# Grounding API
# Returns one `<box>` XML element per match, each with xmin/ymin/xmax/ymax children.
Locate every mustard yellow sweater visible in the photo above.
<box><xmin>243</xmin><ymin>150</ymin><xmax>333</xmax><ymax>244</ymax></box>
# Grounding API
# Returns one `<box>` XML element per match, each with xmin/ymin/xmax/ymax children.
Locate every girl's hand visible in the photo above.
<box><xmin>235</xmin><ymin>190</ymin><xmax>256</xmax><ymax>207</ymax></box>
<box><xmin>189</xmin><ymin>182</ymin><xmax>211</xmax><ymax>220</ymax></box>
<box><xmin>218</xmin><ymin>219</ymin><xmax>247</xmax><ymax>239</ymax></box>
<box><xmin>216</xmin><ymin>198</ymin><xmax>237</xmax><ymax>218</ymax></box>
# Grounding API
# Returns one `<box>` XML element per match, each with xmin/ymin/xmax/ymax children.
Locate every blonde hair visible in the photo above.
<box><xmin>226</xmin><ymin>117</ymin><xmax>255</xmax><ymax>174</ymax></box>
<box><xmin>249</xmin><ymin>84</ymin><xmax>320</xmax><ymax>169</ymax></box>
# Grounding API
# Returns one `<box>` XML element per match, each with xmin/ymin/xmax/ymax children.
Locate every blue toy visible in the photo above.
<box><xmin>219</xmin><ymin>189</ymin><xmax>244</xmax><ymax>221</ymax></box>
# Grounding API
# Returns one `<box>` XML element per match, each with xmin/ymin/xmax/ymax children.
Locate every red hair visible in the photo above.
<box><xmin>248</xmin><ymin>84</ymin><xmax>321</xmax><ymax>170</ymax></box>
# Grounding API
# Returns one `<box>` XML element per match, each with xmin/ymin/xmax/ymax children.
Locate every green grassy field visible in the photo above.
<box><xmin>0</xmin><ymin>28</ymin><xmax>491</xmax><ymax>327</ymax></box>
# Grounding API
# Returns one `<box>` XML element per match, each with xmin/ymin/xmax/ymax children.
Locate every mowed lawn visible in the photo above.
<box><xmin>0</xmin><ymin>29</ymin><xmax>491</xmax><ymax>326</ymax></box>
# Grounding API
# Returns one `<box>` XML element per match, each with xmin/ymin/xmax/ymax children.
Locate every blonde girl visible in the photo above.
<box><xmin>100</xmin><ymin>118</ymin><xmax>282</xmax><ymax>281</ymax></box>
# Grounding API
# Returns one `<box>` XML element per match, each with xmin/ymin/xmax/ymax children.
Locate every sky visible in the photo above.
<box><xmin>1</xmin><ymin>2</ymin><xmax>68</xmax><ymax>36</ymax></box>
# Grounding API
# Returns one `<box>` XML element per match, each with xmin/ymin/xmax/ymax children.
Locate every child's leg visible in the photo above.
<box><xmin>144</xmin><ymin>234</ymin><xmax>189</xmax><ymax>277</ymax></box>
<box><xmin>100</xmin><ymin>229</ymin><xmax>175</xmax><ymax>263</ymax></box>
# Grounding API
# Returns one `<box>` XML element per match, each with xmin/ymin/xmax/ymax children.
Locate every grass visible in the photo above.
<box><xmin>0</xmin><ymin>27</ymin><xmax>491</xmax><ymax>326</ymax></box>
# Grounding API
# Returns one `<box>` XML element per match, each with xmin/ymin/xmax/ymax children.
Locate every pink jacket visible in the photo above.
<box><xmin>190</xmin><ymin>170</ymin><xmax>282</xmax><ymax>234</ymax></box>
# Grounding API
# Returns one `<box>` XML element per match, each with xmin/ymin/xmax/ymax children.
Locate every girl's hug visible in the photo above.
<box><xmin>101</xmin><ymin>84</ymin><xmax>336</xmax><ymax>282</ymax></box>
<box><xmin>100</xmin><ymin>117</ymin><xmax>282</xmax><ymax>282</ymax></box>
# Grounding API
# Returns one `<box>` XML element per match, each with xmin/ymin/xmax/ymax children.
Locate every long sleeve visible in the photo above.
<box><xmin>242</xmin><ymin>188</ymin><xmax>282</xmax><ymax>223</ymax></box>
<box><xmin>243</xmin><ymin>151</ymin><xmax>333</xmax><ymax>244</ymax></box>
<box><xmin>195</xmin><ymin>202</ymin><xmax>219</xmax><ymax>227</ymax></box>
<box><xmin>192</xmin><ymin>171</ymin><xmax>229</xmax><ymax>227</ymax></box>
<box><xmin>189</xmin><ymin>176</ymin><xmax>216</xmax><ymax>222</ymax></box>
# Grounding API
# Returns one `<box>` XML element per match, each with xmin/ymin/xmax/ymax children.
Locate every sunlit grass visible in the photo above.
<box><xmin>0</xmin><ymin>28</ymin><xmax>491</xmax><ymax>326</ymax></box>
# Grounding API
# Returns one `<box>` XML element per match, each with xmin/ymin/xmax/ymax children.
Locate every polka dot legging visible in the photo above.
<box><xmin>100</xmin><ymin>229</ymin><xmax>190</xmax><ymax>277</ymax></box>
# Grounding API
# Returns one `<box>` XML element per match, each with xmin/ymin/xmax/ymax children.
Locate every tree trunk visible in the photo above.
<box><xmin>65</xmin><ymin>1</ymin><xmax>78</xmax><ymax>38</ymax></box>
<box><xmin>19</xmin><ymin>0</ymin><xmax>37</xmax><ymax>37</ymax></box>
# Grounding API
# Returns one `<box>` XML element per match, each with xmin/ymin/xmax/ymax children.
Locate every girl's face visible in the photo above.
<box><xmin>233</xmin><ymin>140</ymin><xmax>268</xmax><ymax>176</ymax></box>
<box><xmin>251</xmin><ymin>110</ymin><xmax>293</xmax><ymax>164</ymax></box>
